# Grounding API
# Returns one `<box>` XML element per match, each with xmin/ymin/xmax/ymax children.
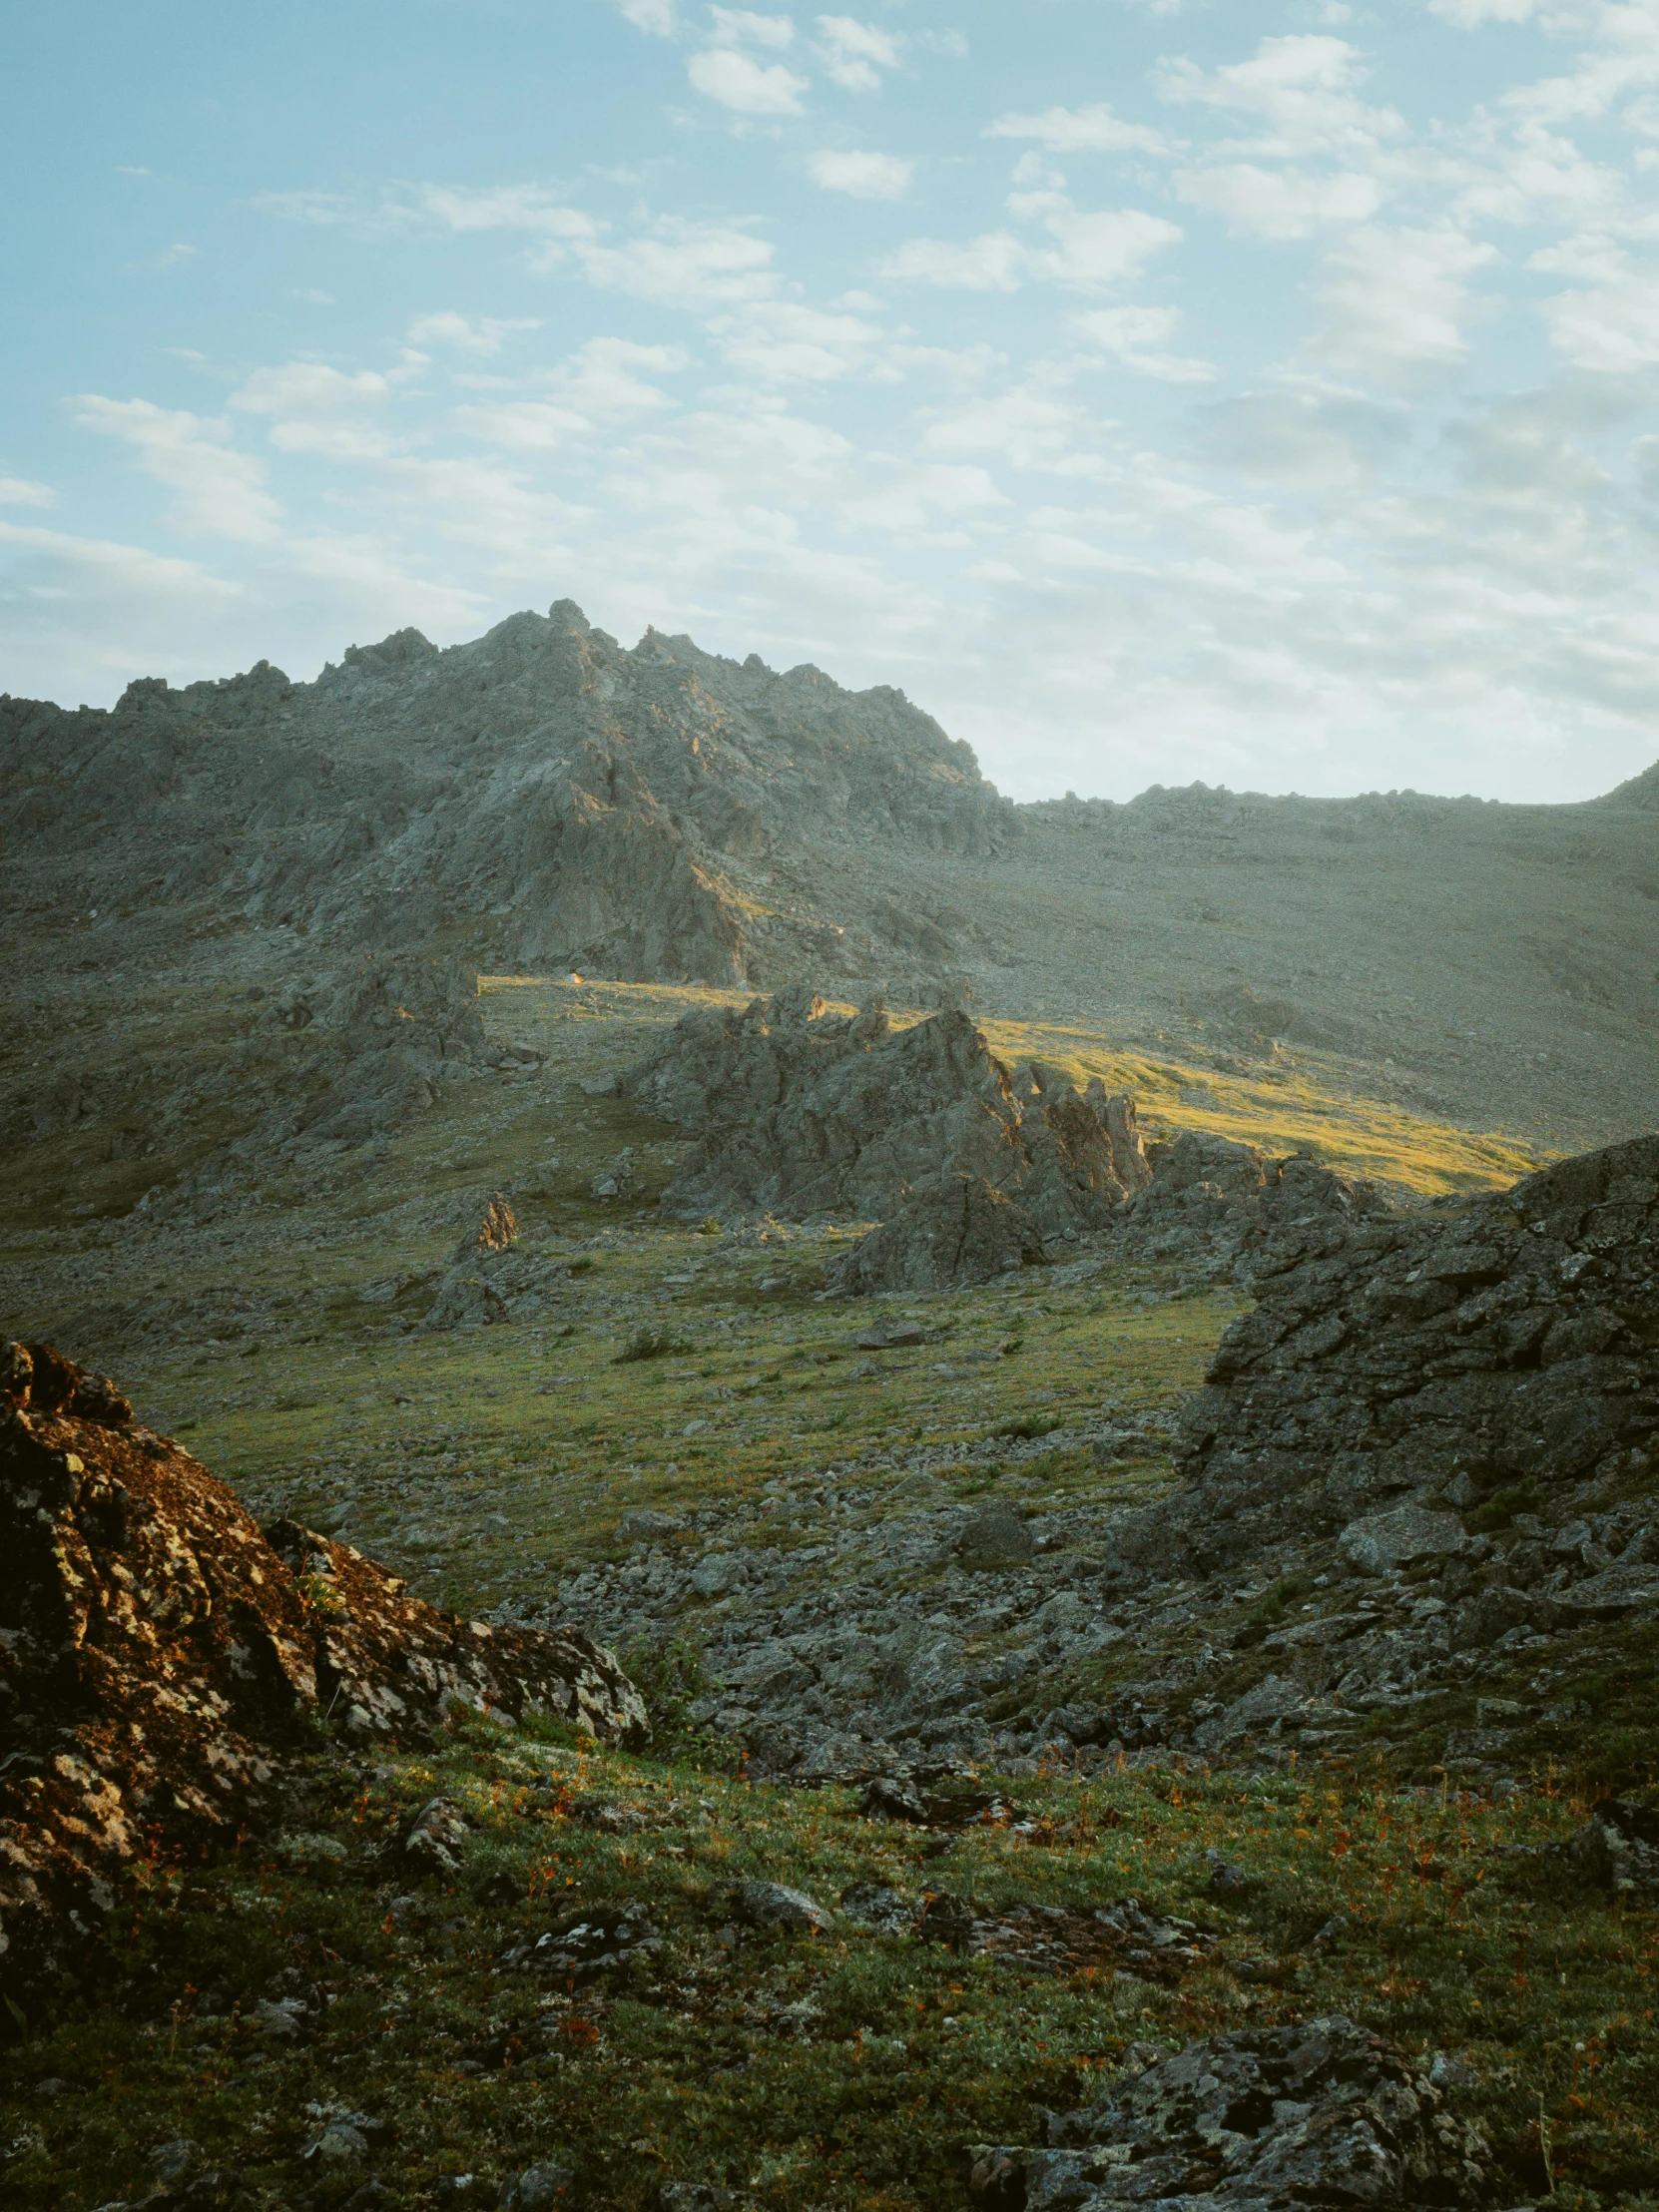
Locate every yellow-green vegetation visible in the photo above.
<box><xmin>972</xmin><ymin>1017</ymin><xmax>1544</xmax><ymax>1196</ymax></box>
<box><xmin>0</xmin><ymin>974</ymin><xmax>1543</xmax><ymax>1627</ymax></box>
<box><xmin>1</xmin><ymin>1710</ymin><xmax>1653</xmax><ymax>2211</ymax></box>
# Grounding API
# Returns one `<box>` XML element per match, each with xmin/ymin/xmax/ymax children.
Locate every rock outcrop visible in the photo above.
<box><xmin>0</xmin><ymin>601</ymin><xmax>1006</xmax><ymax>990</ymax></box>
<box><xmin>1141</xmin><ymin>1132</ymin><xmax>1659</xmax><ymax>1579</ymax></box>
<box><xmin>1117</xmin><ymin>1128</ymin><xmax>1390</xmax><ymax>1282</ymax></box>
<box><xmin>972</xmin><ymin>2014</ymin><xmax>1489</xmax><ymax>2209</ymax></box>
<box><xmin>0</xmin><ymin>1341</ymin><xmax>647</xmax><ymax>1995</ymax></box>
<box><xmin>626</xmin><ymin>991</ymin><xmax>1151</xmax><ymax>1290</ymax></box>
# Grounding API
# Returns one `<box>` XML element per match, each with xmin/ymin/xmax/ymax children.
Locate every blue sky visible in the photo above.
<box><xmin>5</xmin><ymin>0</ymin><xmax>1659</xmax><ymax>801</ymax></box>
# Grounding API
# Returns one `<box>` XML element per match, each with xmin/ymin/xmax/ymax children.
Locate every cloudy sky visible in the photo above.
<box><xmin>5</xmin><ymin>1</ymin><xmax>1659</xmax><ymax>801</ymax></box>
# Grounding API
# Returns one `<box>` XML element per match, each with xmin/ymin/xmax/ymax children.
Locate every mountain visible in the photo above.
<box><xmin>0</xmin><ymin>600</ymin><xmax>1002</xmax><ymax>989</ymax></box>
<box><xmin>4</xmin><ymin>600</ymin><xmax>1658</xmax><ymax>1154</ymax></box>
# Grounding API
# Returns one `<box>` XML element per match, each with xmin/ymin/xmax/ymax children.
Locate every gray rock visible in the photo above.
<box><xmin>497</xmin><ymin>2163</ymin><xmax>575</xmax><ymax>2208</ymax></box>
<box><xmin>398</xmin><ymin>1796</ymin><xmax>471</xmax><ymax>1876</ymax></box>
<box><xmin>1132</xmin><ymin>1133</ymin><xmax>1659</xmax><ymax>1602</ymax></box>
<box><xmin>980</xmin><ymin>2013</ymin><xmax>1487</xmax><ymax>2207</ymax></box>
<box><xmin>150</xmin><ymin>2141</ymin><xmax>200</xmax><ymax>2186</ymax></box>
<box><xmin>851</xmin><ymin>1321</ymin><xmax>928</xmax><ymax>1350</ymax></box>
<box><xmin>690</xmin><ymin>1552</ymin><xmax>745</xmax><ymax>1598</ymax></box>
<box><xmin>736</xmin><ymin>1880</ymin><xmax>834</xmax><ymax>1935</ymax></box>
<box><xmin>1194</xmin><ymin>1672</ymin><xmax>1304</xmax><ymax>1751</ymax></box>
<box><xmin>1340</xmin><ymin>1504</ymin><xmax>1467</xmax><ymax>1575</ymax></box>
<box><xmin>956</xmin><ymin>1505</ymin><xmax>1035</xmax><ymax>1568</ymax></box>
<box><xmin>302</xmin><ymin>2117</ymin><xmax>372</xmax><ymax>2166</ymax></box>
<box><xmin>619</xmin><ymin>1509</ymin><xmax>687</xmax><ymax>1539</ymax></box>
<box><xmin>625</xmin><ymin>995</ymin><xmax>1151</xmax><ymax>1292</ymax></box>
<box><xmin>839</xmin><ymin>1882</ymin><xmax>913</xmax><ymax>1934</ymax></box>
<box><xmin>1572</xmin><ymin>1799</ymin><xmax>1659</xmax><ymax>1903</ymax></box>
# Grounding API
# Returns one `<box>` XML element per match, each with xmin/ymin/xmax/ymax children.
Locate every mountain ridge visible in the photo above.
<box><xmin>5</xmin><ymin>598</ymin><xmax>1659</xmax><ymax>1155</ymax></box>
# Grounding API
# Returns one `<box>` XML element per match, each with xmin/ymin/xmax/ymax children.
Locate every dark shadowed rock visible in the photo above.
<box><xmin>0</xmin><ymin>1342</ymin><xmax>647</xmax><ymax>1996</ymax></box>
<box><xmin>1120</xmin><ymin>1133</ymin><xmax>1659</xmax><ymax>1582</ymax></box>
<box><xmin>1573</xmin><ymin>1798</ymin><xmax>1659</xmax><ymax>1903</ymax></box>
<box><xmin>974</xmin><ymin>2013</ymin><xmax>1488</xmax><ymax>2207</ymax></box>
<box><xmin>626</xmin><ymin>993</ymin><xmax>1150</xmax><ymax>1290</ymax></box>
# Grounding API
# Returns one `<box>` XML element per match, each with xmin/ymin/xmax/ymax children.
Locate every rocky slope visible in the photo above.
<box><xmin>0</xmin><ymin>603</ymin><xmax>999</xmax><ymax>992</ymax></box>
<box><xmin>513</xmin><ymin>1132</ymin><xmax>1656</xmax><ymax>1790</ymax></box>
<box><xmin>0</xmin><ymin>1340</ymin><xmax>646</xmax><ymax>1998</ymax></box>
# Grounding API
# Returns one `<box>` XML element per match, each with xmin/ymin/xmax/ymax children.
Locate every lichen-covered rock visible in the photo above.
<box><xmin>827</xmin><ymin>1172</ymin><xmax>1043</xmax><ymax>1295</ymax></box>
<box><xmin>0</xmin><ymin>1341</ymin><xmax>647</xmax><ymax>1996</ymax></box>
<box><xmin>973</xmin><ymin>2014</ymin><xmax>1488</xmax><ymax>2207</ymax></box>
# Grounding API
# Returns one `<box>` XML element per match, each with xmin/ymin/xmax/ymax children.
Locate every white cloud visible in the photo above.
<box><xmin>573</xmin><ymin>217</ymin><xmax>779</xmax><ymax>305</ymax></box>
<box><xmin>1533</xmin><ymin>241</ymin><xmax>1659</xmax><ymax>370</ymax></box>
<box><xmin>1188</xmin><ymin>386</ymin><xmax>1410</xmax><ymax>485</ymax></box>
<box><xmin>808</xmin><ymin>147</ymin><xmax>914</xmax><ymax>196</ymax></box>
<box><xmin>1501</xmin><ymin>5</ymin><xmax>1659</xmax><ymax>124</ymax></box>
<box><xmin>72</xmin><ymin>396</ymin><xmax>283</xmax><ymax>542</ymax></box>
<box><xmin>1076</xmin><ymin>305</ymin><xmax>1216</xmax><ymax>382</ymax></box>
<box><xmin>886</xmin><ymin>182</ymin><xmax>1180</xmax><ymax>293</ymax></box>
<box><xmin>984</xmin><ymin>103</ymin><xmax>1170</xmax><ymax>156</ymax></box>
<box><xmin>232</xmin><ymin>363</ymin><xmax>396</xmax><ymax>459</ymax></box>
<box><xmin>882</xmin><ymin>230</ymin><xmax>1028</xmax><ymax>289</ymax></box>
<box><xmin>617</xmin><ymin>0</ymin><xmax>678</xmax><ymax>31</ymax></box>
<box><xmin>406</xmin><ymin>311</ymin><xmax>543</xmax><ymax>354</ymax></box>
<box><xmin>460</xmin><ymin>336</ymin><xmax>690</xmax><ymax>447</ymax></box>
<box><xmin>1154</xmin><ymin>34</ymin><xmax>1405</xmax><ymax>158</ymax></box>
<box><xmin>711</xmin><ymin>7</ymin><xmax>796</xmax><ymax>47</ymax></box>
<box><xmin>1316</xmin><ymin>225</ymin><xmax>1497</xmax><ymax>374</ymax></box>
<box><xmin>1176</xmin><ymin>162</ymin><xmax>1384</xmax><ymax>239</ymax></box>
<box><xmin>1007</xmin><ymin>189</ymin><xmax>1185</xmax><ymax>287</ymax></box>
<box><xmin>414</xmin><ymin>184</ymin><xmax>601</xmax><ymax>239</ymax></box>
<box><xmin>0</xmin><ymin>476</ymin><xmax>55</xmax><ymax>506</ymax></box>
<box><xmin>815</xmin><ymin>15</ymin><xmax>900</xmax><ymax>93</ymax></box>
<box><xmin>1429</xmin><ymin>0</ymin><xmax>1541</xmax><ymax>23</ymax></box>
<box><xmin>687</xmin><ymin>46</ymin><xmax>809</xmax><ymax>112</ymax></box>
<box><xmin>919</xmin><ymin>385</ymin><xmax>1089</xmax><ymax>469</ymax></box>
<box><xmin>707</xmin><ymin>297</ymin><xmax>892</xmax><ymax>379</ymax></box>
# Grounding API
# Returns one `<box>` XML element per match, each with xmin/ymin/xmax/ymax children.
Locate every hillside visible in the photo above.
<box><xmin>4</xmin><ymin>601</ymin><xmax>1658</xmax><ymax>1162</ymax></box>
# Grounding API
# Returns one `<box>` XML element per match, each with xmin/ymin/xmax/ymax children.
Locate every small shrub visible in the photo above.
<box><xmin>995</xmin><ymin>1414</ymin><xmax>1062</xmax><ymax>1442</ymax></box>
<box><xmin>1468</xmin><ymin>1481</ymin><xmax>1538</xmax><ymax>1533</ymax></box>
<box><xmin>614</xmin><ymin>1328</ymin><xmax>692</xmax><ymax>1365</ymax></box>
<box><xmin>1247</xmin><ymin>1571</ymin><xmax>1315</xmax><ymax>1626</ymax></box>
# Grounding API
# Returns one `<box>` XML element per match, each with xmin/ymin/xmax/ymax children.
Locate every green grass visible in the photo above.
<box><xmin>2</xmin><ymin>1711</ymin><xmax>1654</xmax><ymax>2211</ymax></box>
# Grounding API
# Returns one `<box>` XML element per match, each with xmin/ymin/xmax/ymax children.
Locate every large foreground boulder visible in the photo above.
<box><xmin>0</xmin><ymin>1341</ymin><xmax>647</xmax><ymax>1996</ymax></box>
<box><xmin>1123</xmin><ymin>1132</ymin><xmax>1659</xmax><ymax>1583</ymax></box>
<box><xmin>973</xmin><ymin>2014</ymin><xmax>1489</xmax><ymax>2208</ymax></box>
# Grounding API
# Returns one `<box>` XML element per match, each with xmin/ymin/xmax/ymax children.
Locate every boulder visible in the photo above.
<box><xmin>1573</xmin><ymin>1798</ymin><xmax>1659</xmax><ymax>1903</ymax></box>
<box><xmin>1124</xmin><ymin>1132</ymin><xmax>1659</xmax><ymax>1582</ymax></box>
<box><xmin>736</xmin><ymin>1880</ymin><xmax>834</xmax><ymax>1934</ymax></box>
<box><xmin>975</xmin><ymin>2014</ymin><xmax>1488</xmax><ymax>2208</ymax></box>
<box><xmin>956</xmin><ymin>1505</ymin><xmax>1036</xmax><ymax>1569</ymax></box>
<box><xmin>0</xmin><ymin>1342</ymin><xmax>647</xmax><ymax>1998</ymax></box>
<box><xmin>1339</xmin><ymin>1503</ymin><xmax>1468</xmax><ymax>1575</ymax></box>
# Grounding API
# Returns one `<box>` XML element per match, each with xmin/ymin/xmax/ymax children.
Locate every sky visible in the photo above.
<box><xmin>5</xmin><ymin>2</ymin><xmax>1659</xmax><ymax>802</ymax></box>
